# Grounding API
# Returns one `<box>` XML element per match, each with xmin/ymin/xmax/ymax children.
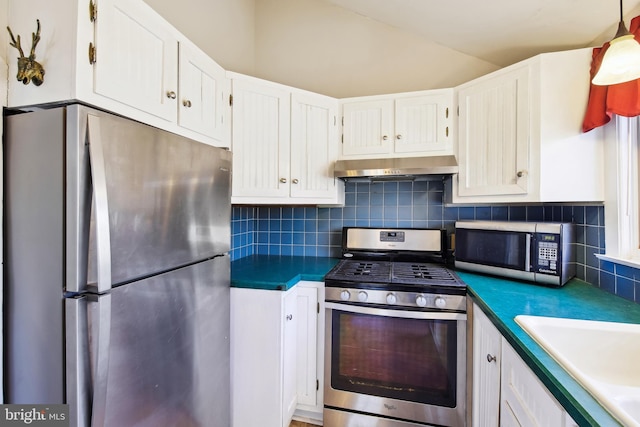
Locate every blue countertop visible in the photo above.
<box><xmin>231</xmin><ymin>255</ymin><xmax>339</xmax><ymax>290</ymax></box>
<box><xmin>230</xmin><ymin>255</ymin><xmax>640</xmax><ymax>426</ymax></box>
<box><xmin>460</xmin><ymin>271</ymin><xmax>640</xmax><ymax>427</ymax></box>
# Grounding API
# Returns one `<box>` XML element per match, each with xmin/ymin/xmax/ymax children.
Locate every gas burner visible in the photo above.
<box><xmin>325</xmin><ymin>260</ymin><xmax>391</xmax><ymax>283</ymax></box>
<box><xmin>392</xmin><ymin>262</ymin><xmax>464</xmax><ymax>287</ymax></box>
<box><xmin>324</xmin><ymin>228</ymin><xmax>467</xmax><ymax>304</ymax></box>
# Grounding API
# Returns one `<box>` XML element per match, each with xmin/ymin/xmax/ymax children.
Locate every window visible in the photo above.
<box><xmin>601</xmin><ymin>115</ymin><xmax>640</xmax><ymax>266</ymax></box>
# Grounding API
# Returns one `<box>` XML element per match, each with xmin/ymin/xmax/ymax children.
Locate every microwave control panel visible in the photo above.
<box><xmin>534</xmin><ymin>233</ymin><xmax>560</xmax><ymax>274</ymax></box>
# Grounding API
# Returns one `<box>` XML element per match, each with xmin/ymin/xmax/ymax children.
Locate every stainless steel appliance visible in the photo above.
<box><xmin>4</xmin><ymin>105</ymin><xmax>232</xmax><ymax>427</ymax></box>
<box><xmin>324</xmin><ymin>227</ymin><xmax>467</xmax><ymax>427</ymax></box>
<box><xmin>454</xmin><ymin>220</ymin><xmax>575</xmax><ymax>286</ymax></box>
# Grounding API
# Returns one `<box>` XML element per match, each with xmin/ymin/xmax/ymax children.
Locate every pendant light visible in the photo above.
<box><xmin>592</xmin><ymin>0</ymin><xmax>640</xmax><ymax>85</ymax></box>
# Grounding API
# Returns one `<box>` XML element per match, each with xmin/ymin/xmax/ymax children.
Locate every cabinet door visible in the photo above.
<box><xmin>500</xmin><ymin>339</ymin><xmax>566</xmax><ymax>427</ymax></box>
<box><xmin>296</xmin><ymin>285</ymin><xmax>319</xmax><ymax>407</ymax></box>
<box><xmin>231</xmin><ymin>287</ymin><xmax>297</xmax><ymax>427</ymax></box>
<box><xmin>394</xmin><ymin>93</ymin><xmax>452</xmax><ymax>154</ymax></box>
<box><xmin>94</xmin><ymin>0</ymin><xmax>177</xmax><ymax>121</ymax></box>
<box><xmin>178</xmin><ymin>41</ymin><xmax>226</xmax><ymax>141</ymax></box>
<box><xmin>231</xmin><ymin>78</ymin><xmax>290</xmax><ymax>198</ymax></box>
<box><xmin>290</xmin><ymin>93</ymin><xmax>339</xmax><ymax>199</ymax></box>
<box><xmin>342</xmin><ymin>99</ymin><xmax>393</xmax><ymax>156</ymax></box>
<box><xmin>472</xmin><ymin>304</ymin><xmax>502</xmax><ymax>427</ymax></box>
<box><xmin>458</xmin><ymin>66</ymin><xmax>530</xmax><ymax>197</ymax></box>
<box><xmin>282</xmin><ymin>289</ymin><xmax>298</xmax><ymax>427</ymax></box>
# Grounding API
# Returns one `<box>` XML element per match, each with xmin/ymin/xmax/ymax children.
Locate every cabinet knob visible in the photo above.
<box><xmin>280</xmin><ymin>178</ymin><xmax>287</xmax><ymax>184</ymax></box>
<box><xmin>396</xmin><ymin>134</ymin><xmax>403</xmax><ymax>140</ymax></box>
<box><xmin>292</xmin><ymin>179</ymin><xmax>299</xmax><ymax>184</ymax></box>
<box><xmin>183</xmin><ymin>99</ymin><xmax>192</xmax><ymax>108</ymax></box>
<box><xmin>166</xmin><ymin>91</ymin><xmax>177</xmax><ymax>99</ymax></box>
<box><xmin>487</xmin><ymin>354</ymin><xmax>497</xmax><ymax>363</ymax></box>
<box><xmin>516</xmin><ymin>170</ymin><xmax>528</xmax><ymax>178</ymax></box>
<box><xmin>382</xmin><ymin>135</ymin><xmax>388</xmax><ymax>141</ymax></box>
<box><xmin>286</xmin><ymin>314</ymin><xmax>293</xmax><ymax>321</ymax></box>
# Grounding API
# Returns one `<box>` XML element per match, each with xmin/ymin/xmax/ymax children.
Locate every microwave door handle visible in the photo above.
<box><xmin>525</xmin><ymin>233</ymin><xmax>532</xmax><ymax>271</ymax></box>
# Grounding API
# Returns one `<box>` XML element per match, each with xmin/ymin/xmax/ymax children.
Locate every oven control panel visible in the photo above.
<box><xmin>326</xmin><ymin>288</ymin><xmax>466</xmax><ymax>312</ymax></box>
<box><xmin>379</xmin><ymin>231</ymin><xmax>405</xmax><ymax>242</ymax></box>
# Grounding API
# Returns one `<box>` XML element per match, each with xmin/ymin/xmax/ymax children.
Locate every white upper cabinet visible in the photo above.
<box><xmin>340</xmin><ymin>89</ymin><xmax>454</xmax><ymax>159</ymax></box>
<box><xmin>457</xmin><ymin>66</ymin><xmax>530</xmax><ymax>198</ymax></box>
<box><xmin>231</xmin><ymin>76</ymin><xmax>291</xmax><ymax>200</ymax></box>
<box><xmin>177</xmin><ymin>42</ymin><xmax>227</xmax><ymax>141</ymax></box>
<box><xmin>290</xmin><ymin>92</ymin><xmax>341</xmax><ymax>200</ymax></box>
<box><xmin>7</xmin><ymin>0</ymin><xmax>230</xmax><ymax>147</ymax></box>
<box><xmin>230</xmin><ymin>73</ymin><xmax>344</xmax><ymax>205</ymax></box>
<box><xmin>453</xmin><ymin>48</ymin><xmax>605</xmax><ymax>203</ymax></box>
<box><xmin>342</xmin><ymin>99</ymin><xmax>393</xmax><ymax>156</ymax></box>
<box><xmin>93</xmin><ymin>0</ymin><xmax>177</xmax><ymax>122</ymax></box>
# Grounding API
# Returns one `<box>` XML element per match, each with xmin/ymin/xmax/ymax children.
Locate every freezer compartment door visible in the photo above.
<box><xmin>84</xmin><ymin>107</ymin><xmax>231</xmax><ymax>291</ymax></box>
<box><xmin>66</xmin><ymin>256</ymin><xmax>230</xmax><ymax>427</ymax></box>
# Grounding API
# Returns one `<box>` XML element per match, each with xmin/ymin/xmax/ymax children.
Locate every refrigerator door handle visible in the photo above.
<box><xmin>87</xmin><ymin>114</ymin><xmax>112</xmax><ymax>293</ymax></box>
<box><xmin>89</xmin><ymin>294</ymin><xmax>112</xmax><ymax>427</ymax></box>
<box><xmin>66</xmin><ymin>294</ymin><xmax>112</xmax><ymax>427</ymax></box>
<box><xmin>66</xmin><ymin>297</ymin><xmax>89</xmax><ymax>427</ymax></box>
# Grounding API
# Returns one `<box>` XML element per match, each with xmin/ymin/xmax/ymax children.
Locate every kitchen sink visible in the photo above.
<box><xmin>515</xmin><ymin>315</ymin><xmax>640</xmax><ymax>427</ymax></box>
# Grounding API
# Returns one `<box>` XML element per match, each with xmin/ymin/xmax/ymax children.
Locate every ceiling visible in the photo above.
<box><xmin>324</xmin><ymin>0</ymin><xmax>640</xmax><ymax>66</ymax></box>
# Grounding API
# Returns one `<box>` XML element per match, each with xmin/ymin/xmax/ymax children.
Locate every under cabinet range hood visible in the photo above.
<box><xmin>333</xmin><ymin>156</ymin><xmax>458</xmax><ymax>179</ymax></box>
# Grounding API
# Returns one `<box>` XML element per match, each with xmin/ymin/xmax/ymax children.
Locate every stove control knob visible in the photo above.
<box><xmin>340</xmin><ymin>290</ymin><xmax>351</xmax><ymax>301</ymax></box>
<box><xmin>358</xmin><ymin>291</ymin><xmax>368</xmax><ymax>302</ymax></box>
<box><xmin>386</xmin><ymin>293</ymin><xmax>397</xmax><ymax>304</ymax></box>
<box><xmin>435</xmin><ymin>297</ymin><xmax>447</xmax><ymax>309</ymax></box>
<box><xmin>415</xmin><ymin>295</ymin><xmax>428</xmax><ymax>307</ymax></box>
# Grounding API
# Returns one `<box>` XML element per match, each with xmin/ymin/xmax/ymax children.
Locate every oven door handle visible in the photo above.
<box><xmin>325</xmin><ymin>302</ymin><xmax>466</xmax><ymax>321</ymax></box>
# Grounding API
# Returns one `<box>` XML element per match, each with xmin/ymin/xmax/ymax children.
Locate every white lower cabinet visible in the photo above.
<box><xmin>231</xmin><ymin>287</ymin><xmax>298</xmax><ymax>427</ymax></box>
<box><xmin>294</xmin><ymin>282</ymin><xmax>325</xmax><ymax>423</ymax></box>
<box><xmin>472</xmin><ymin>305</ymin><xmax>502</xmax><ymax>426</ymax></box>
<box><xmin>472</xmin><ymin>303</ymin><xmax>578</xmax><ymax>427</ymax></box>
<box><xmin>231</xmin><ymin>282</ymin><xmax>325</xmax><ymax>427</ymax></box>
<box><xmin>501</xmin><ymin>342</ymin><xmax>578</xmax><ymax>427</ymax></box>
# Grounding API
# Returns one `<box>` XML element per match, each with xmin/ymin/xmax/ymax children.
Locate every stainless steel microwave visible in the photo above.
<box><xmin>454</xmin><ymin>221</ymin><xmax>575</xmax><ymax>287</ymax></box>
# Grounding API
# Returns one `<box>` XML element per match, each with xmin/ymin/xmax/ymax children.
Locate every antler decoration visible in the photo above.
<box><xmin>7</xmin><ymin>19</ymin><xmax>45</xmax><ymax>86</ymax></box>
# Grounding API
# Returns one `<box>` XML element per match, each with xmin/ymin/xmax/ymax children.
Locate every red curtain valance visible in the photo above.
<box><xmin>583</xmin><ymin>15</ymin><xmax>640</xmax><ymax>132</ymax></box>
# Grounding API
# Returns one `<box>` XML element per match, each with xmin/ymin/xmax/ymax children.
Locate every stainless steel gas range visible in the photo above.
<box><xmin>323</xmin><ymin>227</ymin><xmax>467</xmax><ymax>427</ymax></box>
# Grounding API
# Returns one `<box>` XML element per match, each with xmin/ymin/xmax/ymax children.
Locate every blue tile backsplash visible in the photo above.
<box><xmin>231</xmin><ymin>179</ymin><xmax>640</xmax><ymax>304</ymax></box>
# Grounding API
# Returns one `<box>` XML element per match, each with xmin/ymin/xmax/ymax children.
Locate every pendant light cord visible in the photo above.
<box><xmin>620</xmin><ymin>0</ymin><xmax>624</xmax><ymax>23</ymax></box>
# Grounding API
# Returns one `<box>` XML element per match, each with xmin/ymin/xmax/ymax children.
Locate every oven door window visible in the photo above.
<box><xmin>331</xmin><ymin>310</ymin><xmax>458</xmax><ymax>407</ymax></box>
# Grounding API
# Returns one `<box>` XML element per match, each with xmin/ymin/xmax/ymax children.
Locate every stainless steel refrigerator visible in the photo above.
<box><xmin>4</xmin><ymin>104</ymin><xmax>232</xmax><ymax>427</ymax></box>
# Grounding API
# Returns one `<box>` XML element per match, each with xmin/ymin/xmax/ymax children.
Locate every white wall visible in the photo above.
<box><xmin>144</xmin><ymin>0</ymin><xmax>256</xmax><ymax>75</ymax></box>
<box><xmin>0</xmin><ymin>0</ymin><xmax>7</xmax><ymax>404</ymax></box>
<box><xmin>146</xmin><ymin>0</ymin><xmax>499</xmax><ymax>98</ymax></box>
<box><xmin>253</xmin><ymin>0</ymin><xmax>499</xmax><ymax>98</ymax></box>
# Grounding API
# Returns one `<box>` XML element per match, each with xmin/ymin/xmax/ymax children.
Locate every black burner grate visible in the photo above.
<box><xmin>324</xmin><ymin>260</ymin><xmax>391</xmax><ymax>283</ymax></box>
<box><xmin>325</xmin><ymin>259</ymin><xmax>465</xmax><ymax>289</ymax></box>
<box><xmin>391</xmin><ymin>262</ymin><xmax>464</xmax><ymax>287</ymax></box>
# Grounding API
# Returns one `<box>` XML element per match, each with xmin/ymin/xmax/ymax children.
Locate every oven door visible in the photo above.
<box><xmin>324</xmin><ymin>302</ymin><xmax>466</xmax><ymax>427</ymax></box>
